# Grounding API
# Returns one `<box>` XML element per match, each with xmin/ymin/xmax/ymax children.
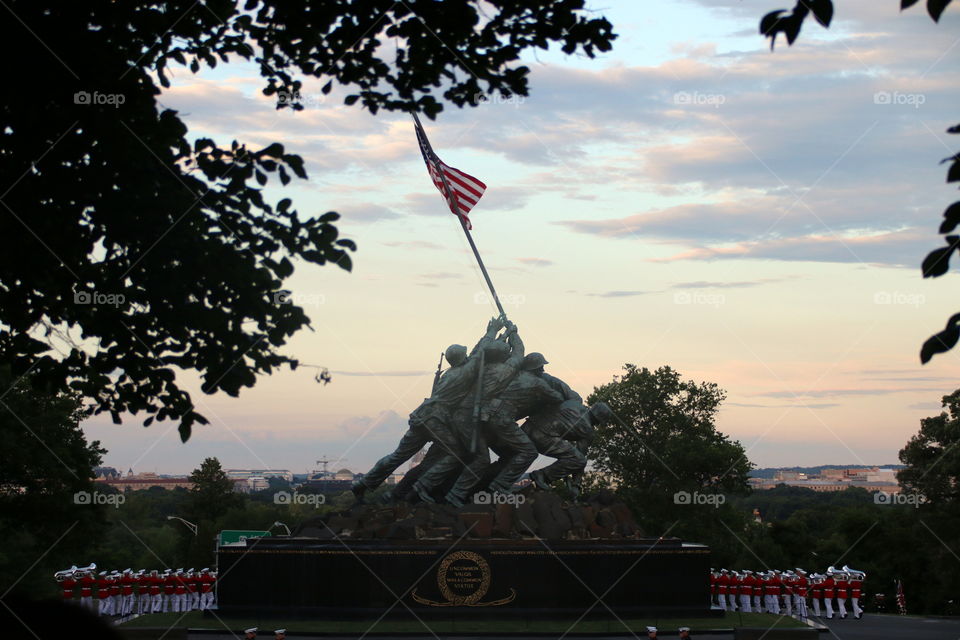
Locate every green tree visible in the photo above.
<box><xmin>0</xmin><ymin>369</ymin><xmax>106</xmax><ymax>597</ymax></box>
<box><xmin>586</xmin><ymin>364</ymin><xmax>752</xmax><ymax>538</ymax></box>
<box><xmin>2</xmin><ymin>1</ymin><xmax>616</xmax><ymax>440</ymax></box>
<box><xmin>186</xmin><ymin>457</ymin><xmax>243</xmax><ymax>522</ymax></box>
<box><xmin>897</xmin><ymin>388</ymin><xmax>960</xmax><ymax>503</ymax></box>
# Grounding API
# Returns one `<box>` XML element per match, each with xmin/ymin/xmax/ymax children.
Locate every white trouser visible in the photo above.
<box><xmin>151</xmin><ymin>593</ymin><xmax>162</xmax><ymax>613</ymax></box>
<box><xmin>727</xmin><ymin>593</ymin><xmax>738</xmax><ymax>610</ymax></box>
<box><xmin>812</xmin><ymin>598</ymin><xmax>821</xmax><ymax>616</ymax></box>
<box><xmin>718</xmin><ymin>594</ymin><xmax>726</xmax><ymax>610</ymax></box>
<box><xmin>852</xmin><ymin>596</ymin><xmax>862</xmax><ymax>618</ymax></box>
<box><xmin>753</xmin><ymin>595</ymin><xmax>761</xmax><ymax>611</ymax></box>
<box><xmin>825</xmin><ymin>598</ymin><xmax>835</xmax><ymax>617</ymax></box>
<box><xmin>794</xmin><ymin>594</ymin><xmax>807</xmax><ymax>618</ymax></box>
<box><xmin>139</xmin><ymin>593</ymin><xmax>151</xmax><ymax>613</ymax></box>
<box><xmin>837</xmin><ymin>597</ymin><xmax>848</xmax><ymax>617</ymax></box>
<box><xmin>763</xmin><ymin>594</ymin><xmax>777</xmax><ymax>613</ymax></box>
<box><xmin>740</xmin><ymin>594</ymin><xmax>752</xmax><ymax>612</ymax></box>
<box><xmin>124</xmin><ymin>594</ymin><xmax>135</xmax><ymax>615</ymax></box>
<box><xmin>200</xmin><ymin>592</ymin><xmax>213</xmax><ymax>610</ymax></box>
<box><xmin>98</xmin><ymin>598</ymin><xmax>108</xmax><ymax>615</ymax></box>
<box><xmin>192</xmin><ymin>591</ymin><xmax>200</xmax><ymax>609</ymax></box>
<box><xmin>784</xmin><ymin>594</ymin><xmax>792</xmax><ymax>615</ymax></box>
<box><xmin>162</xmin><ymin>593</ymin><xmax>172</xmax><ymax>612</ymax></box>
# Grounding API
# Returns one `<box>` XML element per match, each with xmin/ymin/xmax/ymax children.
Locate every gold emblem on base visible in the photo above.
<box><xmin>411</xmin><ymin>550</ymin><xmax>516</xmax><ymax>607</ymax></box>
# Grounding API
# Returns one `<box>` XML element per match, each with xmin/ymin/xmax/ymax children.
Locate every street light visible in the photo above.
<box><xmin>271</xmin><ymin>521</ymin><xmax>291</xmax><ymax>536</ymax></box>
<box><xmin>167</xmin><ymin>515</ymin><xmax>198</xmax><ymax>536</ymax></box>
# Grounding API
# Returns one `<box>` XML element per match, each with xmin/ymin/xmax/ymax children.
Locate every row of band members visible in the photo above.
<box><xmin>710</xmin><ymin>567</ymin><xmax>866</xmax><ymax>619</ymax></box>
<box><xmin>54</xmin><ymin>566</ymin><xmax>217</xmax><ymax>616</ymax></box>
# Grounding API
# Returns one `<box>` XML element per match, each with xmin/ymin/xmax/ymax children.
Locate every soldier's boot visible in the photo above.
<box><xmin>529</xmin><ymin>469</ymin><xmax>551</xmax><ymax>491</ymax></box>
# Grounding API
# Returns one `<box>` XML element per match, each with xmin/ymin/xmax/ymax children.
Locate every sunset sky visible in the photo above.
<box><xmin>83</xmin><ymin>0</ymin><xmax>960</xmax><ymax>476</ymax></box>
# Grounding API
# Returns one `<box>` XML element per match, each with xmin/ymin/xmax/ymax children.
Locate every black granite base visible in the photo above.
<box><xmin>217</xmin><ymin>537</ymin><xmax>712</xmax><ymax>619</ymax></box>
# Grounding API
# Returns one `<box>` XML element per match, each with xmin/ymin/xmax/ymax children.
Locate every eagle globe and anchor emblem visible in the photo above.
<box><xmin>411</xmin><ymin>551</ymin><xmax>516</xmax><ymax>607</ymax></box>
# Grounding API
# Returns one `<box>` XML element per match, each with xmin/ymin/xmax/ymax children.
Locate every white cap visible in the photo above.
<box><xmin>244</xmin><ymin>628</ymin><xmax>257</xmax><ymax>634</ymax></box>
<box><xmin>274</xmin><ymin>630</ymin><xmax>286</xmax><ymax>635</ymax></box>
<box><xmin>646</xmin><ymin>627</ymin><xmax>657</xmax><ymax>633</ymax></box>
<box><xmin>679</xmin><ymin>627</ymin><xmax>690</xmax><ymax>632</ymax></box>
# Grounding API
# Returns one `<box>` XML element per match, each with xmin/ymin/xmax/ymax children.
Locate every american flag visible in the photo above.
<box><xmin>413</xmin><ymin>115</ymin><xmax>486</xmax><ymax>230</ymax></box>
<box><xmin>896</xmin><ymin>579</ymin><xmax>907</xmax><ymax>615</ymax></box>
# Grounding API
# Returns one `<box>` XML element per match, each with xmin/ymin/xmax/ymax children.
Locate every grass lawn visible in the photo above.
<box><xmin>121</xmin><ymin>610</ymin><xmax>809</xmax><ymax>633</ymax></box>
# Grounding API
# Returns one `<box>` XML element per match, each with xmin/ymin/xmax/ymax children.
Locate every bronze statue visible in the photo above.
<box><xmin>351</xmin><ymin>317</ymin><xmax>503</xmax><ymax>502</ymax></box>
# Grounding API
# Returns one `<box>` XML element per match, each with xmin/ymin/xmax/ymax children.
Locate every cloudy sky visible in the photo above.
<box><xmin>83</xmin><ymin>0</ymin><xmax>960</xmax><ymax>476</ymax></box>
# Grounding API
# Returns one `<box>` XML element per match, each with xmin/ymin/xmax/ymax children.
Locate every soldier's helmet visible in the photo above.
<box><xmin>444</xmin><ymin>344</ymin><xmax>468</xmax><ymax>366</ymax></box>
<box><xmin>521</xmin><ymin>352</ymin><xmax>549</xmax><ymax>371</ymax></box>
<box><xmin>484</xmin><ymin>339</ymin><xmax>511</xmax><ymax>363</ymax></box>
<box><xmin>589</xmin><ymin>401</ymin><xmax>614</xmax><ymax>424</ymax></box>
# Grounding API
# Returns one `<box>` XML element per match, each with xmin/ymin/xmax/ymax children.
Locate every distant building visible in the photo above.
<box><xmin>226</xmin><ymin>469</ymin><xmax>294</xmax><ymax>482</ymax></box>
<box><xmin>751</xmin><ymin>466</ymin><xmax>901</xmax><ymax>493</ymax></box>
<box><xmin>97</xmin><ymin>472</ymin><xmax>193</xmax><ymax>492</ymax></box>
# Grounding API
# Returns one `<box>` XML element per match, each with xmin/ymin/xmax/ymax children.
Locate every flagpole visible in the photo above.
<box><xmin>412</xmin><ymin>113</ymin><xmax>507</xmax><ymax>319</ymax></box>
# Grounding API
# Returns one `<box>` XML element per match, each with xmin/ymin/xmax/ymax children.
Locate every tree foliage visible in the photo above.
<box><xmin>586</xmin><ymin>364</ymin><xmax>752</xmax><ymax>535</ymax></box>
<box><xmin>0</xmin><ymin>369</ymin><xmax>106</xmax><ymax>597</ymax></box>
<box><xmin>897</xmin><ymin>388</ymin><xmax>960</xmax><ymax>503</ymax></box>
<box><xmin>757</xmin><ymin>0</ymin><xmax>960</xmax><ymax>363</ymax></box>
<box><xmin>1</xmin><ymin>0</ymin><xmax>616</xmax><ymax>440</ymax></box>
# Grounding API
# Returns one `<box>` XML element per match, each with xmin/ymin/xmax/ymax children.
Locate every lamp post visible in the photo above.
<box><xmin>167</xmin><ymin>515</ymin><xmax>198</xmax><ymax>536</ymax></box>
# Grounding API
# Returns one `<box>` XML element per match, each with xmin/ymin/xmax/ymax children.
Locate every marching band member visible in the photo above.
<box><xmin>96</xmin><ymin>571</ymin><xmax>111</xmax><ymax>616</ymax></box>
<box><xmin>849</xmin><ymin>569</ymin><xmax>865</xmax><ymax>619</ymax></box>
<box><xmin>810</xmin><ymin>574</ymin><xmax>823</xmax><ymax>617</ymax></box>
<box><xmin>739</xmin><ymin>571</ymin><xmax>753</xmax><ymax>613</ymax></box>
<box><xmin>762</xmin><ymin>571</ymin><xmax>779</xmax><ymax>614</ymax></box>
<box><xmin>137</xmin><ymin>570</ymin><xmax>151</xmax><ymax>614</ymax></box>
<box><xmin>162</xmin><ymin>569</ymin><xmax>176</xmax><ymax>612</ymax></box>
<box><xmin>821</xmin><ymin>571</ymin><xmax>836</xmax><ymax>619</ymax></box>
<box><xmin>120</xmin><ymin>569</ymin><xmax>135</xmax><ymax>616</ymax></box>
<box><xmin>716</xmin><ymin>569</ymin><xmax>727</xmax><ymax>610</ymax></box>
<box><xmin>710</xmin><ymin>568</ymin><xmax>719</xmax><ymax>608</ymax></box>
<box><xmin>834</xmin><ymin>569</ymin><xmax>849</xmax><ymax>619</ymax></box>
<box><xmin>794</xmin><ymin>569</ymin><xmax>809</xmax><ymax>619</ymax></box>
<box><xmin>200</xmin><ymin>568</ymin><xmax>216</xmax><ymax>611</ymax></box>
<box><xmin>78</xmin><ymin>567</ymin><xmax>95</xmax><ymax>612</ymax></box>
<box><xmin>55</xmin><ymin>567</ymin><xmax>77</xmax><ymax>605</ymax></box>
<box><xmin>751</xmin><ymin>570</ymin><xmax>762</xmax><ymax>613</ymax></box>
<box><xmin>150</xmin><ymin>569</ymin><xmax>163</xmax><ymax>613</ymax></box>
<box><xmin>188</xmin><ymin>569</ymin><xmax>201</xmax><ymax>610</ymax></box>
<box><xmin>725</xmin><ymin>570</ymin><xmax>737</xmax><ymax>611</ymax></box>
<box><xmin>780</xmin><ymin>571</ymin><xmax>792</xmax><ymax>616</ymax></box>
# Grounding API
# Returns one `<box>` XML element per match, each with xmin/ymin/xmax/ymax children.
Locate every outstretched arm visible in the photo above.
<box><xmin>504</xmin><ymin>320</ymin><xmax>525</xmax><ymax>368</ymax></box>
<box><xmin>469</xmin><ymin>316</ymin><xmax>503</xmax><ymax>356</ymax></box>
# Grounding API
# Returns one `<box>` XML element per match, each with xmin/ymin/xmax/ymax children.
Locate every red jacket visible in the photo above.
<box><xmin>60</xmin><ymin>577</ymin><xmax>76</xmax><ymax>599</ymax></box>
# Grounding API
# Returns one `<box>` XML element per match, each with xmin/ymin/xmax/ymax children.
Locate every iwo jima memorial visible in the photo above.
<box><xmin>217</xmin><ymin>116</ymin><xmax>712</xmax><ymax>620</ymax></box>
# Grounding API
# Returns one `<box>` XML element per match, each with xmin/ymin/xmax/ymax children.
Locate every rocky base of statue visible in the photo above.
<box><xmin>292</xmin><ymin>488</ymin><xmax>642</xmax><ymax>541</ymax></box>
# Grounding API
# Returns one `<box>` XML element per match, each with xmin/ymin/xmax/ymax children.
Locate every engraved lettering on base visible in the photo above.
<box><xmin>411</xmin><ymin>550</ymin><xmax>516</xmax><ymax>607</ymax></box>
